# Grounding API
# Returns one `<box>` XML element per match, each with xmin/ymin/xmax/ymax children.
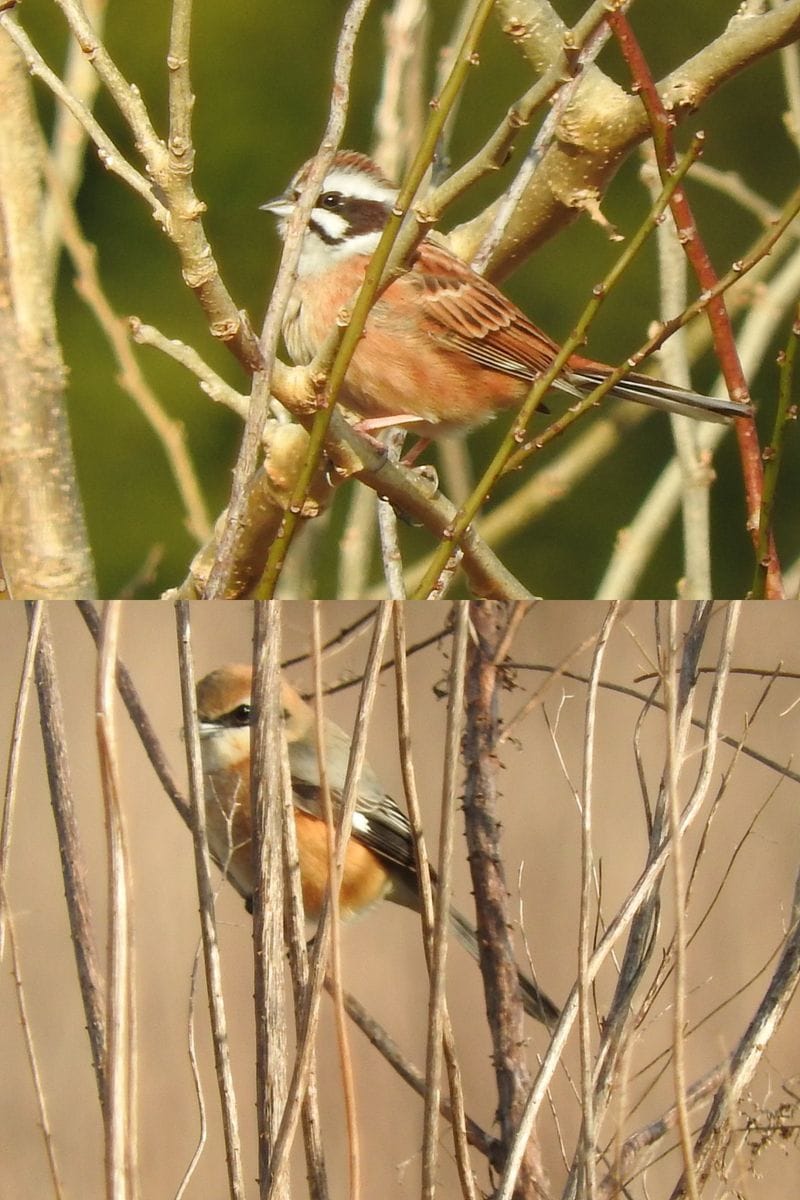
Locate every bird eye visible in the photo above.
<box><xmin>230</xmin><ymin>703</ymin><xmax>252</xmax><ymax>726</ymax></box>
<box><xmin>319</xmin><ymin>191</ymin><xmax>343</xmax><ymax>210</ymax></box>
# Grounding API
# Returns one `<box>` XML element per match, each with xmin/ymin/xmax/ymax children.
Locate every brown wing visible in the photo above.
<box><xmin>406</xmin><ymin>239</ymin><xmax>561</xmax><ymax>382</ymax></box>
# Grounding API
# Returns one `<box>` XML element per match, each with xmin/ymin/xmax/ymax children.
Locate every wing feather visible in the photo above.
<box><xmin>407</xmin><ymin>241</ymin><xmax>559</xmax><ymax>381</ymax></box>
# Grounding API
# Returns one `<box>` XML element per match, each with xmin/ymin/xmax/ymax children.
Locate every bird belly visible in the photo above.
<box><xmin>282</xmin><ymin>270</ymin><xmax>527</xmax><ymax>434</ymax></box>
<box><xmin>294</xmin><ymin>810</ymin><xmax>392</xmax><ymax>922</ymax></box>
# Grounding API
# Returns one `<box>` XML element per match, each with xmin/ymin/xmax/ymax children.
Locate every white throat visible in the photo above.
<box><xmin>296</xmin><ymin>224</ymin><xmax>383</xmax><ymax>277</ymax></box>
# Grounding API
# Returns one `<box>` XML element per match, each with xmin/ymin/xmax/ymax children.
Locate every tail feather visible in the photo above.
<box><xmin>565</xmin><ymin>367</ymin><xmax>754</xmax><ymax>425</ymax></box>
<box><xmin>449</xmin><ymin>906</ymin><xmax>559</xmax><ymax>1029</ymax></box>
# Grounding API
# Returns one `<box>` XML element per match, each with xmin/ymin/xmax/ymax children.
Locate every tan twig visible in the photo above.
<box><xmin>576</xmin><ymin>604</ymin><xmax>619</xmax><ymax>1200</ymax></box>
<box><xmin>497</xmin><ymin>604</ymin><xmax>741</xmax><ymax>1200</ymax></box>
<box><xmin>129</xmin><ymin>320</ymin><xmax>249</xmax><ymax>419</ymax></box>
<box><xmin>279</xmin><ymin>646</ymin><xmax>330</xmax><ymax>1200</ymax></box>
<box><xmin>0</xmin><ymin>601</ymin><xmax>43</xmax><ymax>963</ymax></box>
<box><xmin>75</xmin><ymin>603</ymin><xmax>189</xmax><ymax>821</ymax></box>
<box><xmin>206</xmin><ymin>0</ymin><xmax>373</xmax><ymax>596</ymax></box>
<box><xmin>339</xmin><ymin>984</ymin><xmax>495</xmax><ymax>1159</ymax></box>
<box><xmin>37</xmin><ymin>167</ymin><xmax>211</xmax><ymax>545</ymax></box>
<box><xmin>597</xmin><ymin>1060</ymin><xmax>730</xmax><ymax>1198</ymax></box>
<box><xmin>5</xmin><ymin>906</ymin><xmax>67</xmax><ymax>1199</ymax></box>
<box><xmin>266</xmin><ymin>606</ymin><xmax>392</xmax><ymax>1198</ymax></box>
<box><xmin>372</xmin><ymin>0</ymin><xmax>428</xmax><ymax>179</ymax></box>
<box><xmin>662</xmin><ymin>606</ymin><xmax>701</xmax><ymax>1200</ymax></box>
<box><xmin>0</xmin><ymin>12</ymin><xmax>161</xmax><ymax>215</ymax></box>
<box><xmin>311</xmin><ymin>606</ymin><xmax>360</xmax><ymax>1200</ymax></box>
<box><xmin>671</xmin><ymin>865</ymin><xmax>800</xmax><ymax>1198</ymax></box>
<box><xmin>96</xmin><ymin>602</ymin><xmax>137</xmax><ymax>1199</ymax></box>
<box><xmin>338</xmin><ymin>485</ymin><xmax>378</xmax><ymax>599</ymax></box>
<box><xmin>391</xmin><ymin>605</ymin><xmax>478</xmax><ymax>1200</ymax></box>
<box><xmin>175</xmin><ymin>608</ymin><xmax>246</xmax><ymax>1200</ymax></box>
<box><xmin>646</xmin><ymin>155</ymin><xmax>713</xmax><ymax>598</ymax></box>
<box><xmin>376</xmin><ymin>432</ymin><xmax>408</xmax><ymax>598</ymax></box>
<box><xmin>32</xmin><ymin>606</ymin><xmax>107</xmax><ymax>1108</ymax></box>
<box><xmin>251</xmin><ymin>606</ymin><xmax>290</xmax><ymax>1200</ymax></box>
<box><xmin>422</xmin><ymin>603</ymin><xmax>471</xmax><ymax>1200</ymax></box>
<box><xmin>41</xmin><ymin>0</ymin><xmax>107</xmax><ymax>278</ymax></box>
<box><xmin>174</xmin><ymin>940</ymin><xmax>209</xmax><ymax>1200</ymax></box>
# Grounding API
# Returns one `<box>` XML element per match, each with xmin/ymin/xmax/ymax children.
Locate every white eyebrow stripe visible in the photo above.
<box><xmin>321</xmin><ymin>170</ymin><xmax>398</xmax><ymax>205</ymax></box>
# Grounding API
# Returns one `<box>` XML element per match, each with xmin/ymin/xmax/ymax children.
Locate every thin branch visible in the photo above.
<box><xmin>0</xmin><ymin>601</ymin><xmax>43</xmax><ymax>963</ymax></box>
<box><xmin>31</xmin><ymin>604</ymin><xmax>107</xmax><ymax>1109</ymax></box>
<box><xmin>463</xmin><ymin>600</ymin><xmax>548</xmax><ymax>1199</ymax></box>
<box><xmin>372</xmin><ymin>0</ymin><xmax>428</xmax><ymax>179</ymax></box>
<box><xmin>608</xmin><ymin>9</ymin><xmax>776</xmax><ymax>595</ymax></box>
<box><xmin>251</xmin><ymin>605</ymin><xmax>290</xmax><ymax>1200</ymax></box>
<box><xmin>41</xmin><ymin>0</ymin><xmax>108</xmax><ymax>277</ymax></box>
<box><xmin>175</xmin><ymin>607</ymin><xmax>246</xmax><ymax>1200</ymax></box>
<box><xmin>38</xmin><ymin>168</ymin><xmax>211</xmax><ymax>546</ymax></box>
<box><xmin>253</xmin><ymin>0</ymin><xmax>497</xmax><ymax>598</ymax></box>
<box><xmin>206</xmin><ymin>0</ymin><xmax>373</xmax><ymax>596</ymax></box>
<box><xmin>174</xmin><ymin>941</ymin><xmax>209</xmax><ymax>1200</ymax></box>
<box><xmin>670</xmin><ymin>865</ymin><xmax>800</xmax><ymax>1198</ymax></box>
<box><xmin>5</xmin><ymin>907</ymin><xmax>67</xmax><ymax>1200</ymax></box>
<box><xmin>663</xmin><ymin>606</ymin><xmax>700</xmax><ymax>1200</ymax></box>
<box><xmin>278</xmin><ymin>637</ymin><xmax>330</xmax><ymax>1200</ymax></box>
<box><xmin>310</xmin><ymin>606</ymin><xmax>359</xmax><ymax>1200</ymax></box>
<box><xmin>392</xmin><ymin>605</ymin><xmax>479</xmax><ymax>1200</ymax></box>
<box><xmin>266</xmin><ymin>606</ymin><xmax>392</xmax><ymax>1198</ymax></box>
<box><xmin>0</xmin><ymin>13</ymin><xmax>161</xmax><ymax>215</ymax></box>
<box><xmin>76</xmin><ymin>602</ymin><xmax>188</xmax><ymax>821</ymax></box>
<box><xmin>339</xmin><ymin>984</ymin><xmax>496</xmax><ymax>1160</ymax></box>
<box><xmin>96</xmin><ymin>602</ymin><xmax>136</xmax><ymax>1200</ymax></box>
<box><xmin>422</xmin><ymin>602</ymin><xmax>469</xmax><ymax>1200</ymax></box>
<box><xmin>576</xmin><ymin>604</ymin><xmax>619</xmax><ymax>1200</ymax></box>
<box><xmin>498</xmin><ymin>604</ymin><xmax>741</xmax><ymax>1200</ymax></box>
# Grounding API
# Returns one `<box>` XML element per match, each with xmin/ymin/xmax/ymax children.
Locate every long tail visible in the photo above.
<box><xmin>449</xmin><ymin>906</ymin><xmax>559</xmax><ymax>1029</ymax></box>
<box><xmin>564</xmin><ymin>366</ymin><xmax>754</xmax><ymax>424</ymax></box>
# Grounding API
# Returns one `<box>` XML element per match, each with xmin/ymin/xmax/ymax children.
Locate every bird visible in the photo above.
<box><xmin>195</xmin><ymin>663</ymin><xmax>560</xmax><ymax>1028</ymax></box>
<box><xmin>261</xmin><ymin>149</ymin><xmax>753</xmax><ymax>440</ymax></box>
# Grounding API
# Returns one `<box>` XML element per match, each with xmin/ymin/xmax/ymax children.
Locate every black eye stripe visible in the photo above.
<box><xmin>215</xmin><ymin>703</ymin><xmax>252</xmax><ymax>727</ymax></box>
<box><xmin>312</xmin><ymin>195</ymin><xmax>390</xmax><ymax>240</ymax></box>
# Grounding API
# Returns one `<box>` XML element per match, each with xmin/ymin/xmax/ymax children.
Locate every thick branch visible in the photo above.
<box><xmin>456</xmin><ymin>1</ymin><xmax>800</xmax><ymax>279</ymax></box>
<box><xmin>0</xmin><ymin>35</ymin><xmax>95</xmax><ymax>596</ymax></box>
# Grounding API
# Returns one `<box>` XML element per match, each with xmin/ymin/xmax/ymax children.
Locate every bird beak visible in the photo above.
<box><xmin>260</xmin><ymin>195</ymin><xmax>293</xmax><ymax>218</ymax></box>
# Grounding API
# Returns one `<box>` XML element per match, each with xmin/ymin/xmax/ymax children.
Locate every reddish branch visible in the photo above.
<box><xmin>462</xmin><ymin>602</ymin><xmax>548</xmax><ymax>1200</ymax></box>
<box><xmin>607</xmin><ymin>8</ymin><xmax>783</xmax><ymax>598</ymax></box>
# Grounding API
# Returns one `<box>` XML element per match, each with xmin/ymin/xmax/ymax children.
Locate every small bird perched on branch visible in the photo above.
<box><xmin>195</xmin><ymin>663</ymin><xmax>559</xmax><ymax>1029</ymax></box>
<box><xmin>262</xmin><ymin>150</ymin><xmax>752</xmax><ymax>440</ymax></box>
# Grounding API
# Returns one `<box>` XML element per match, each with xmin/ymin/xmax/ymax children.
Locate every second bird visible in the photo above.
<box><xmin>195</xmin><ymin>663</ymin><xmax>559</xmax><ymax>1029</ymax></box>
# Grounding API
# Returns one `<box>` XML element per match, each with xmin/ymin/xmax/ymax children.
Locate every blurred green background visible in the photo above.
<box><xmin>18</xmin><ymin>0</ymin><xmax>800</xmax><ymax>596</ymax></box>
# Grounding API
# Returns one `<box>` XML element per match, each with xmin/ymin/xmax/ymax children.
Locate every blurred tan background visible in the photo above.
<box><xmin>1</xmin><ymin>602</ymin><xmax>798</xmax><ymax>1198</ymax></box>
